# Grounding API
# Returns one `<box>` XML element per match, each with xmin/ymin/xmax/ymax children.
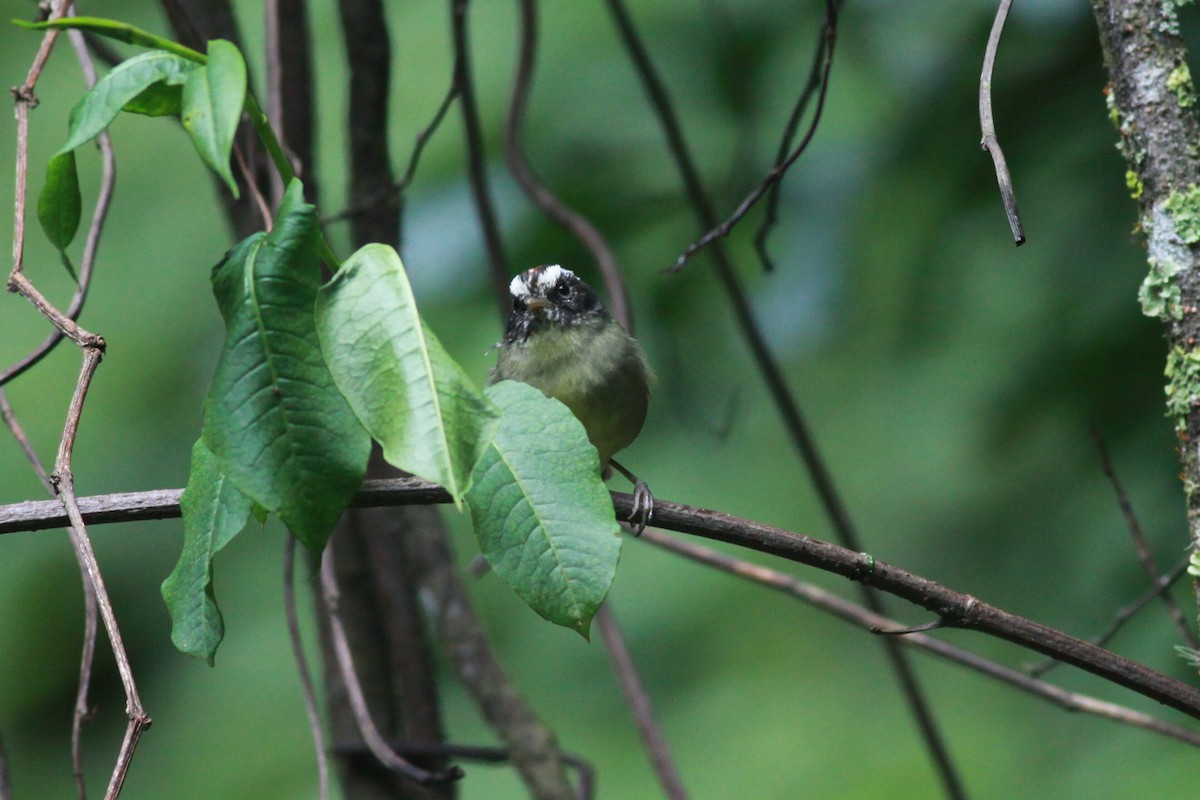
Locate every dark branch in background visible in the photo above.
<box><xmin>403</xmin><ymin>519</ymin><xmax>578</xmax><ymax>798</ymax></box>
<box><xmin>160</xmin><ymin>0</ymin><xmax>268</xmax><ymax>240</ymax></box>
<box><xmin>601</xmin><ymin>3</ymin><xmax>968</xmax><ymax>797</ymax></box>
<box><xmin>338</xmin><ymin>0</ymin><xmax>397</xmax><ymax>248</ymax></box>
<box><xmin>319</xmin><ymin>548</ymin><xmax>464</xmax><ymax>786</ymax></box>
<box><xmin>979</xmin><ymin>0</ymin><xmax>1025</xmax><ymax>245</ymax></box>
<box><xmin>11</xmin><ymin>483</ymin><xmax>1200</xmax><ymax>729</ymax></box>
<box><xmin>638</xmin><ymin>529</ymin><xmax>1200</xmax><ymax>749</ymax></box>
<box><xmin>321</xmin><ymin>76</ymin><xmax>460</xmax><ymax>240</ymax></box>
<box><xmin>0</xmin><ymin>733</ymin><xmax>9</xmax><ymax>800</ymax></box>
<box><xmin>1094</xmin><ymin>429</ymin><xmax>1198</xmax><ymax>648</ymax></box>
<box><xmin>506</xmin><ymin>0</ymin><xmax>631</xmax><ymax>330</ymax></box>
<box><xmin>263</xmin><ymin>0</ymin><xmax>315</xmax><ymax>208</ymax></box>
<box><xmin>329</xmin><ymin>4</ymin><xmax>458</xmax><ymax>798</ymax></box>
<box><xmin>283</xmin><ymin>538</ymin><xmax>330</xmax><ymax>800</ymax></box>
<box><xmin>335</xmin><ymin>741</ymin><xmax>596</xmax><ymax>800</ymax></box>
<box><xmin>595</xmin><ymin>605</ymin><xmax>689</xmax><ymax>800</ymax></box>
<box><xmin>1029</xmin><ymin>560</ymin><xmax>1191</xmax><ymax>678</ymax></box>
<box><xmin>505</xmin><ymin>4</ymin><xmax>686</xmax><ymax>794</ymax></box>
<box><xmin>451</xmin><ymin>0</ymin><xmax>512</xmax><ymax>316</ymax></box>
<box><xmin>673</xmin><ymin>1</ymin><xmax>840</xmax><ymax>273</ymax></box>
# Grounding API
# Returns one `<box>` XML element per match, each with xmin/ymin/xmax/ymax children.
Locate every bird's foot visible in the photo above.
<box><xmin>628</xmin><ymin>476</ymin><xmax>654</xmax><ymax>536</ymax></box>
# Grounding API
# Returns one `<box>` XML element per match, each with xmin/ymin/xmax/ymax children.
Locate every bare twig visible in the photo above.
<box><xmin>603</xmin><ymin>3</ymin><xmax>967</xmax><ymax>796</ymax></box>
<box><xmin>1092</xmin><ymin>428</ymin><xmax>1197</xmax><ymax>648</ymax></box>
<box><xmin>451</xmin><ymin>0</ymin><xmax>512</xmax><ymax>316</ymax></box>
<box><xmin>674</xmin><ymin>1</ymin><xmax>840</xmax><ymax>272</ymax></box>
<box><xmin>10</xmin><ymin>482</ymin><xmax>1200</xmax><ymax>724</ymax></box>
<box><xmin>318</xmin><ymin>545</ymin><xmax>463</xmax><ymax>786</ymax></box>
<box><xmin>638</xmin><ymin>529</ymin><xmax>1200</xmax><ymax>749</ymax></box>
<box><xmin>506</xmin><ymin>0</ymin><xmax>631</xmax><ymax>329</ymax></box>
<box><xmin>595</xmin><ymin>605</ymin><xmax>689</xmax><ymax>800</ymax></box>
<box><xmin>979</xmin><ymin>0</ymin><xmax>1025</xmax><ymax>245</ymax></box>
<box><xmin>284</xmin><ymin>537</ymin><xmax>329</xmax><ymax>800</ymax></box>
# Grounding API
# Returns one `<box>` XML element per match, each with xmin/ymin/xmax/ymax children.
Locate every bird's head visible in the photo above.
<box><xmin>503</xmin><ymin>265</ymin><xmax>607</xmax><ymax>344</ymax></box>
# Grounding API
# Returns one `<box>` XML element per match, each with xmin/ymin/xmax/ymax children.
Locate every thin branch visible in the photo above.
<box><xmin>752</xmin><ymin>1</ymin><xmax>839</xmax><ymax>272</ymax></box>
<box><xmin>1029</xmin><ymin>560</ymin><xmax>1191</xmax><ymax>678</ymax></box>
<box><xmin>1092</xmin><ymin>427</ymin><xmax>1197</xmax><ymax>648</ymax></box>
<box><xmin>979</xmin><ymin>0</ymin><xmax>1025</xmax><ymax>245</ymax></box>
<box><xmin>318</xmin><ymin>545</ymin><xmax>463</xmax><ymax>786</ymax></box>
<box><xmin>637</xmin><ymin>529</ymin><xmax>1200</xmax><ymax>749</ymax></box>
<box><xmin>284</xmin><ymin>537</ymin><xmax>329</xmax><ymax>800</ymax></box>
<box><xmin>3</xmin><ymin>7</ymin><xmax>113</xmax><ymax>388</ymax></box>
<box><xmin>602</xmin><ymin>3</ymin><xmax>967</xmax><ymax>796</ymax></box>
<box><xmin>506</xmin><ymin>0</ymin><xmax>631</xmax><ymax>329</ymax></box>
<box><xmin>595</xmin><ymin>605</ymin><xmax>689</xmax><ymax>799</ymax></box>
<box><xmin>674</xmin><ymin>2</ymin><xmax>840</xmax><ymax>272</ymax></box>
<box><xmin>321</xmin><ymin>77</ymin><xmax>460</xmax><ymax>232</ymax></box>
<box><xmin>451</xmin><ymin>0</ymin><xmax>512</xmax><ymax>316</ymax></box>
<box><xmin>54</xmin><ymin>349</ymin><xmax>152</xmax><ymax>800</ymax></box>
<box><xmin>334</xmin><ymin>741</ymin><xmax>596</xmax><ymax>800</ymax></box>
<box><xmin>10</xmin><ymin>482</ymin><xmax>1200</xmax><ymax>723</ymax></box>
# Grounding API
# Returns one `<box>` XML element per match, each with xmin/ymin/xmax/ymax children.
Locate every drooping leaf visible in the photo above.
<box><xmin>15</xmin><ymin>17</ymin><xmax>206</xmax><ymax>60</ymax></box>
<box><xmin>466</xmin><ymin>380</ymin><xmax>622</xmax><ymax>638</ymax></box>
<box><xmin>58</xmin><ymin>50</ymin><xmax>198</xmax><ymax>154</ymax></box>
<box><xmin>161</xmin><ymin>439</ymin><xmax>253</xmax><ymax>665</ymax></box>
<box><xmin>37</xmin><ymin>151</ymin><xmax>80</xmax><ymax>279</ymax></box>
<box><xmin>201</xmin><ymin>180</ymin><xmax>369</xmax><ymax>554</ymax></box>
<box><xmin>315</xmin><ymin>244</ymin><xmax>500</xmax><ymax>506</ymax></box>
<box><xmin>180</xmin><ymin>40</ymin><xmax>245</xmax><ymax>197</ymax></box>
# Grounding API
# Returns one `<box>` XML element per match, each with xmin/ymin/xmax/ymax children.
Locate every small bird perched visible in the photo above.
<box><xmin>491</xmin><ymin>264</ymin><xmax>653</xmax><ymax>529</ymax></box>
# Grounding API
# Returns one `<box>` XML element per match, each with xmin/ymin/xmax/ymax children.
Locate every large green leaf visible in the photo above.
<box><xmin>181</xmin><ymin>40</ymin><xmax>245</xmax><ymax>197</ymax></box>
<box><xmin>315</xmin><ymin>244</ymin><xmax>500</xmax><ymax>506</ymax></box>
<box><xmin>466</xmin><ymin>380</ymin><xmax>622</xmax><ymax>637</ymax></box>
<box><xmin>162</xmin><ymin>439</ymin><xmax>253</xmax><ymax>664</ymax></box>
<box><xmin>201</xmin><ymin>180</ymin><xmax>369</xmax><ymax>554</ymax></box>
<box><xmin>36</xmin><ymin>150</ymin><xmax>80</xmax><ymax>279</ymax></box>
<box><xmin>58</xmin><ymin>50</ymin><xmax>198</xmax><ymax>154</ymax></box>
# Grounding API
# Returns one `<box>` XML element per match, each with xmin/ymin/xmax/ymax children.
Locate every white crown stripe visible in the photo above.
<box><xmin>508</xmin><ymin>264</ymin><xmax>576</xmax><ymax>297</ymax></box>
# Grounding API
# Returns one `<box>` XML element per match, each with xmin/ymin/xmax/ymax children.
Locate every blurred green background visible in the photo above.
<box><xmin>3</xmin><ymin>0</ymin><xmax>1199</xmax><ymax>797</ymax></box>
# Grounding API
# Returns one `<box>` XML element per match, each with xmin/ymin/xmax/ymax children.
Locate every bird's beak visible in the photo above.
<box><xmin>525</xmin><ymin>297</ymin><xmax>550</xmax><ymax>313</ymax></box>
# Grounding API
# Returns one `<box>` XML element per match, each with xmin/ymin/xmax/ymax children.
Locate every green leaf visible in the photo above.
<box><xmin>59</xmin><ymin>50</ymin><xmax>198</xmax><ymax>154</ymax></box>
<box><xmin>315</xmin><ymin>244</ymin><xmax>500</xmax><ymax>506</ymax></box>
<box><xmin>123</xmin><ymin>82</ymin><xmax>184</xmax><ymax>116</ymax></box>
<box><xmin>162</xmin><ymin>439</ymin><xmax>253</xmax><ymax>664</ymax></box>
<box><xmin>466</xmin><ymin>380</ymin><xmax>622</xmax><ymax>637</ymax></box>
<box><xmin>201</xmin><ymin>180</ymin><xmax>369</xmax><ymax>554</ymax></box>
<box><xmin>181</xmin><ymin>40</ymin><xmax>246</xmax><ymax>198</ymax></box>
<box><xmin>37</xmin><ymin>151</ymin><xmax>80</xmax><ymax>278</ymax></box>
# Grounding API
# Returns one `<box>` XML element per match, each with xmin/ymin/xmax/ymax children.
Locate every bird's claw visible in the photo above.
<box><xmin>628</xmin><ymin>477</ymin><xmax>654</xmax><ymax>535</ymax></box>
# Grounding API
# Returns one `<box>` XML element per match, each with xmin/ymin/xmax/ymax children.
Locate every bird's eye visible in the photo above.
<box><xmin>556</xmin><ymin>282</ymin><xmax>573</xmax><ymax>298</ymax></box>
<box><xmin>513</xmin><ymin>297</ymin><xmax>526</xmax><ymax>311</ymax></box>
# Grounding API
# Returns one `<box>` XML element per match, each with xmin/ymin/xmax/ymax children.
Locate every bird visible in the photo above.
<box><xmin>491</xmin><ymin>264</ymin><xmax>654</xmax><ymax>531</ymax></box>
